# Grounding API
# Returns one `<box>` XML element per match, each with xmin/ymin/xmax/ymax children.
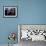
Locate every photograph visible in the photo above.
<box><xmin>3</xmin><ymin>6</ymin><xmax>17</xmax><ymax>17</ymax></box>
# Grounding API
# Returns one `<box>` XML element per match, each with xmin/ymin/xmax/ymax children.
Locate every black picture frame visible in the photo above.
<box><xmin>3</xmin><ymin>6</ymin><xmax>17</xmax><ymax>18</ymax></box>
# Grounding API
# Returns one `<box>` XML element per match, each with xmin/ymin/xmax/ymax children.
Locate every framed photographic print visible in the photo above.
<box><xmin>3</xmin><ymin>6</ymin><xmax>17</xmax><ymax>18</ymax></box>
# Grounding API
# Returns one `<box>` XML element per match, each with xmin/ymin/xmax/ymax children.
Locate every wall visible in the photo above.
<box><xmin>0</xmin><ymin>0</ymin><xmax>46</xmax><ymax>45</ymax></box>
<box><xmin>0</xmin><ymin>0</ymin><xmax>18</xmax><ymax>44</ymax></box>
<box><xmin>18</xmin><ymin>0</ymin><xmax>46</xmax><ymax>24</ymax></box>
